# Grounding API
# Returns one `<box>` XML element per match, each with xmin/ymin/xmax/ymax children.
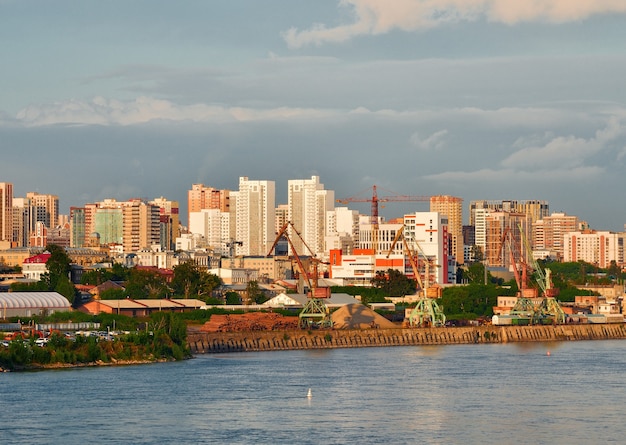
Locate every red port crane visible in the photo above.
<box><xmin>336</xmin><ymin>185</ymin><xmax>431</xmax><ymax>253</ymax></box>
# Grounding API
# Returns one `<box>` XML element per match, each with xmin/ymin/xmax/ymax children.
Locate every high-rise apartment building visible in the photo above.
<box><xmin>189</xmin><ymin>208</ymin><xmax>230</xmax><ymax>254</ymax></box>
<box><xmin>188</xmin><ymin>184</ymin><xmax>230</xmax><ymax>225</ymax></box>
<box><xmin>287</xmin><ymin>176</ymin><xmax>334</xmax><ymax>257</ymax></box>
<box><xmin>26</xmin><ymin>192</ymin><xmax>59</xmax><ymax>232</ymax></box>
<box><xmin>533</xmin><ymin>212</ymin><xmax>580</xmax><ymax>260</ymax></box>
<box><xmin>563</xmin><ymin>230</ymin><xmax>623</xmax><ymax>268</ymax></box>
<box><xmin>0</xmin><ymin>182</ymin><xmax>13</xmax><ymax>244</ymax></box>
<box><xmin>70</xmin><ymin>202</ymin><xmax>102</xmax><ymax>248</ymax></box>
<box><xmin>403</xmin><ymin>211</ymin><xmax>450</xmax><ymax>285</ymax></box>
<box><xmin>484</xmin><ymin>212</ymin><xmax>530</xmax><ymax>269</ymax></box>
<box><xmin>122</xmin><ymin>199</ymin><xmax>161</xmax><ymax>253</ymax></box>
<box><xmin>275</xmin><ymin>204</ymin><xmax>289</xmax><ymax>235</ymax></box>
<box><xmin>430</xmin><ymin>195</ymin><xmax>463</xmax><ymax>265</ymax></box>
<box><xmin>232</xmin><ymin>177</ymin><xmax>275</xmax><ymax>256</ymax></box>
<box><xmin>150</xmin><ymin>197</ymin><xmax>180</xmax><ymax>251</ymax></box>
<box><xmin>469</xmin><ymin>200</ymin><xmax>549</xmax><ymax>226</ymax></box>
<box><xmin>12</xmin><ymin>197</ymin><xmax>29</xmax><ymax>247</ymax></box>
<box><xmin>471</xmin><ymin>200</ymin><xmax>548</xmax><ymax>260</ymax></box>
<box><xmin>325</xmin><ymin>207</ymin><xmax>360</xmax><ymax>254</ymax></box>
<box><xmin>70</xmin><ymin>207</ymin><xmax>86</xmax><ymax>248</ymax></box>
<box><xmin>94</xmin><ymin>201</ymin><xmax>124</xmax><ymax>245</ymax></box>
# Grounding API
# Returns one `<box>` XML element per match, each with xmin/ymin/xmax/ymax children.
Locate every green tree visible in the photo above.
<box><xmin>198</xmin><ymin>271</ymin><xmax>222</xmax><ymax>300</ymax></box>
<box><xmin>10</xmin><ymin>281</ymin><xmax>48</xmax><ymax>292</ymax></box>
<box><xmin>171</xmin><ymin>262</ymin><xmax>222</xmax><ymax>301</ymax></box>
<box><xmin>81</xmin><ymin>268</ymin><xmax>111</xmax><ymax>285</ymax></box>
<box><xmin>151</xmin><ymin>312</ymin><xmax>188</xmax><ymax>348</ymax></box>
<box><xmin>371</xmin><ymin>269</ymin><xmax>416</xmax><ymax>297</ymax></box>
<box><xmin>55</xmin><ymin>276</ymin><xmax>77</xmax><ymax>305</ymax></box>
<box><xmin>99</xmin><ymin>288</ymin><xmax>127</xmax><ymax>300</ymax></box>
<box><xmin>125</xmin><ymin>268</ymin><xmax>169</xmax><ymax>299</ymax></box>
<box><xmin>225</xmin><ymin>291</ymin><xmax>241</xmax><ymax>305</ymax></box>
<box><xmin>245</xmin><ymin>280</ymin><xmax>266</xmax><ymax>304</ymax></box>
<box><xmin>171</xmin><ymin>262</ymin><xmax>201</xmax><ymax>299</ymax></box>
<box><xmin>42</xmin><ymin>244</ymin><xmax>73</xmax><ymax>291</ymax></box>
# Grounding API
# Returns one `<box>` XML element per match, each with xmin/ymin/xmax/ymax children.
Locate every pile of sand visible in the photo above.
<box><xmin>331</xmin><ymin>303</ymin><xmax>397</xmax><ymax>330</ymax></box>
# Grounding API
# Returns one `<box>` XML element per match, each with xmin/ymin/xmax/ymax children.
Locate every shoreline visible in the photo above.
<box><xmin>188</xmin><ymin>323</ymin><xmax>626</xmax><ymax>353</ymax></box>
<box><xmin>1</xmin><ymin>357</ymin><xmax>175</xmax><ymax>373</ymax></box>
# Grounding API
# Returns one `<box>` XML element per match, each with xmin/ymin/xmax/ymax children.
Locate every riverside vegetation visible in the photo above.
<box><xmin>0</xmin><ymin>312</ymin><xmax>190</xmax><ymax>372</ymax></box>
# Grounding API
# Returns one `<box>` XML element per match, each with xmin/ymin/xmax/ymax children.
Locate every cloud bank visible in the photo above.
<box><xmin>284</xmin><ymin>0</ymin><xmax>626</xmax><ymax>47</ymax></box>
<box><xmin>10</xmin><ymin>97</ymin><xmax>333</xmax><ymax>127</ymax></box>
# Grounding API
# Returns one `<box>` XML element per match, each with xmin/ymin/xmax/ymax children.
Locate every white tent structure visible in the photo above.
<box><xmin>263</xmin><ymin>292</ymin><xmax>360</xmax><ymax>309</ymax></box>
<box><xmin>0</xmin><ymin>292</ymin><xmax>71</xmax><ymax>318</ymax></box>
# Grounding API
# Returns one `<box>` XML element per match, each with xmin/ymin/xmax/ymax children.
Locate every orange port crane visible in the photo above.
<box><xmin>336</xmin><ymin>185</ymin><xmax>431</xmax><ymax>253</ymax></box>
<box><xmin>267</xmin><ymin>221</ymin><xmax>332</xmax><ymax>328</ymax></box>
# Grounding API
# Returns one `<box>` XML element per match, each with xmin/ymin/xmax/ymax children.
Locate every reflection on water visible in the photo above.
<box><xmin>1</xmin><ymin>340</ymin><xmax>625</xmax><ymax>444</ymax></box>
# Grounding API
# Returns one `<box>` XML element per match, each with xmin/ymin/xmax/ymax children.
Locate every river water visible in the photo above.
<box><xmin>1</xmin><ymin>340</ymin><xmax>625</xmax><ymax>444</ymax></box>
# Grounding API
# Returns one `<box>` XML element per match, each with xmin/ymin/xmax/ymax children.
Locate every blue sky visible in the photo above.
<box><xmin>2</xmin><ymin>0</ymin><xmax>626</xmax><ymax>230</ymax></box>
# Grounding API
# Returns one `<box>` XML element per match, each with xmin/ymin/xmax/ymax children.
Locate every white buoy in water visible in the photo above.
<box><xmin>307</xmin><ymin>388</ymin><xmax>312</xmax><ymax>398</ymax></box>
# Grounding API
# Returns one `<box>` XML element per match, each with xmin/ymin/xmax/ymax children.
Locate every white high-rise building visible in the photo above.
<box><xmin>403</xmin><ymin>211</ymin><xmax>450</xmax><ymax>285</ymax></box>
<box><xmin>189</xmin><ymin>209</ymin><xmax>230</xmax><ymax>255</ymax></box>
<box><xmin>325</xmin><ymin>207</ymin><xmax>359</xmax><ymax>254</ymax></box>
<box><xmin>287</xmin><ymin>175</ymin><xmax>334</xmax><ymax>257</ymax></box>
<box><xmin>232</xmin><ymin>176</ymin><xmax>275</xmax><ymax>256</ymax></box>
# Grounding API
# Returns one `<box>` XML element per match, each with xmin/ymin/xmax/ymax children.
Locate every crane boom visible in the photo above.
<box><xmin>387</xmin><ymin>225</ymin><xmax>423</xmax><ymax>291</ymax></box>
<box><xmin>267</xmin><ymin>221</ymin><xmax>332</xmax><ymax>328</ymax></box>
<box><xmin>336</xmin><ymin>185</ymin><xmax>430</xmax><ymax>254</ymax></box>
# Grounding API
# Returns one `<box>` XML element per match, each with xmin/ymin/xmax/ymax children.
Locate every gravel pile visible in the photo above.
<box><xmin>331</xmin><ymin>303</ymin><xmax>397</xmax><ymax>329</ymax></box>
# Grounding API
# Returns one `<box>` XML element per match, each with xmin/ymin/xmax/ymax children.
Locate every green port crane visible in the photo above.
<box><xmin>387</xmin><ymin>225</ymin><xmax>445</xmax><ymax>327</ymax></box>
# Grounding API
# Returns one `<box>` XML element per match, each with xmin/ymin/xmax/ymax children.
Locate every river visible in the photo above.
<box><xmin>1</xmin><ymin>340</ymin><xmax>625</xmax><ymax>444</ymax></box>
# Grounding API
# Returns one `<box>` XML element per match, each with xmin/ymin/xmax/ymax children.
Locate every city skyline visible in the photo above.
<box><xmin>2</xmin><ymin>2</ymin><xmax>626</xmax><ymax>231</ymax></box>
<box><xmin>0</xmin><ymin>176</ymin><xmax>616</xmax><ymax>233</ymax></box>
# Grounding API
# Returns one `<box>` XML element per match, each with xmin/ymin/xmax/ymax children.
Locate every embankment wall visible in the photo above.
<box><xmin>188</xmin><ymin>323</ymin><xmax>626</xmax><ymax>354</ymax></box>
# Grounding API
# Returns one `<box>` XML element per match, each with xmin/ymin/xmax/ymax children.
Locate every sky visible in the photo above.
<box><xmin>2</xmin><ymin>0</ymin><xmax>626</xmax><ymax>230</ymax></box>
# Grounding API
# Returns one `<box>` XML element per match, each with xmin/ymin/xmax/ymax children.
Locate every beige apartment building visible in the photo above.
<box><xmin>0</xmin><ymin>183</ymin><xmax>13</xmax><ymax>244</ymax></box>
<box><xmin>430</xmin><ymin>195</ymin><xmax>463</xmax><ymax>265</ymax></box>
<box><xmin>563</xmin><ymin>230</ymin><xmax>624</xmax><ymax>268</ymax></box>
<box><xmin>188</xmin><ymin>183</ymin><xmax>230</xmax><ymax>225</ymax></box>
<box><xmin>533</xmin><ymin>212</ymin><xmax>580</xmax><ymax>260</ymax></box>
<box><xmin>122</xmin><ymin>199</ymin><xmax>161</xmax><ymax>253</ymax></box>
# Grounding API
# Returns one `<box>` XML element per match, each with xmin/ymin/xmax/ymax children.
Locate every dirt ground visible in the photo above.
<box><xmin>198</xmin><ymin>303</ymin><xmax>397</xmax><ymax>332</ymax></box>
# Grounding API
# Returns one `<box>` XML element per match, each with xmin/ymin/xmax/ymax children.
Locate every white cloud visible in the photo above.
<box><xmin>502</xmin><ymin>118</ymin><xmax>624</xmax><ymax>169</ymax></box>
<box><xmin>11</xmin><ymin>97</ymin><xmax>335</xmax><ymax>127</ymax></box>
<box><xmin>284</xmin><ymin>0</ymin><xmax>626</xmax><ymax>48</ymax></box>
<box><xmin>422</xmin><ymin>118</ymin><xmax>624</xmax><ymax>187</ymax></box>
<box><xmin>410</xmin><ymin>129</ymin><xmax>448</xmax><ymax>150</ymax></box>
<box><xmin>425</xmin><ymin>165</ymin><xmax>605</xmax><ymax>183</ymax></box>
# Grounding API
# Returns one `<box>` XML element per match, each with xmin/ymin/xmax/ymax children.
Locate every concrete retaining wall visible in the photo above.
<box><xmin>188</xmin><ymin>323</ymin><xmax>626</xmax><ymax>354</ymax></box>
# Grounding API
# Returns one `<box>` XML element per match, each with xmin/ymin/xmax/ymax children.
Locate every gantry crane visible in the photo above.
<box><xmin>387</xmin><ymin>225</ymin><xmax>445</xmax><ymax>327</ymax></box>
<box><xmin>267</xmin><ymin>221</ymin><xmax>332</xmax><ymax>329</ymax></box>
